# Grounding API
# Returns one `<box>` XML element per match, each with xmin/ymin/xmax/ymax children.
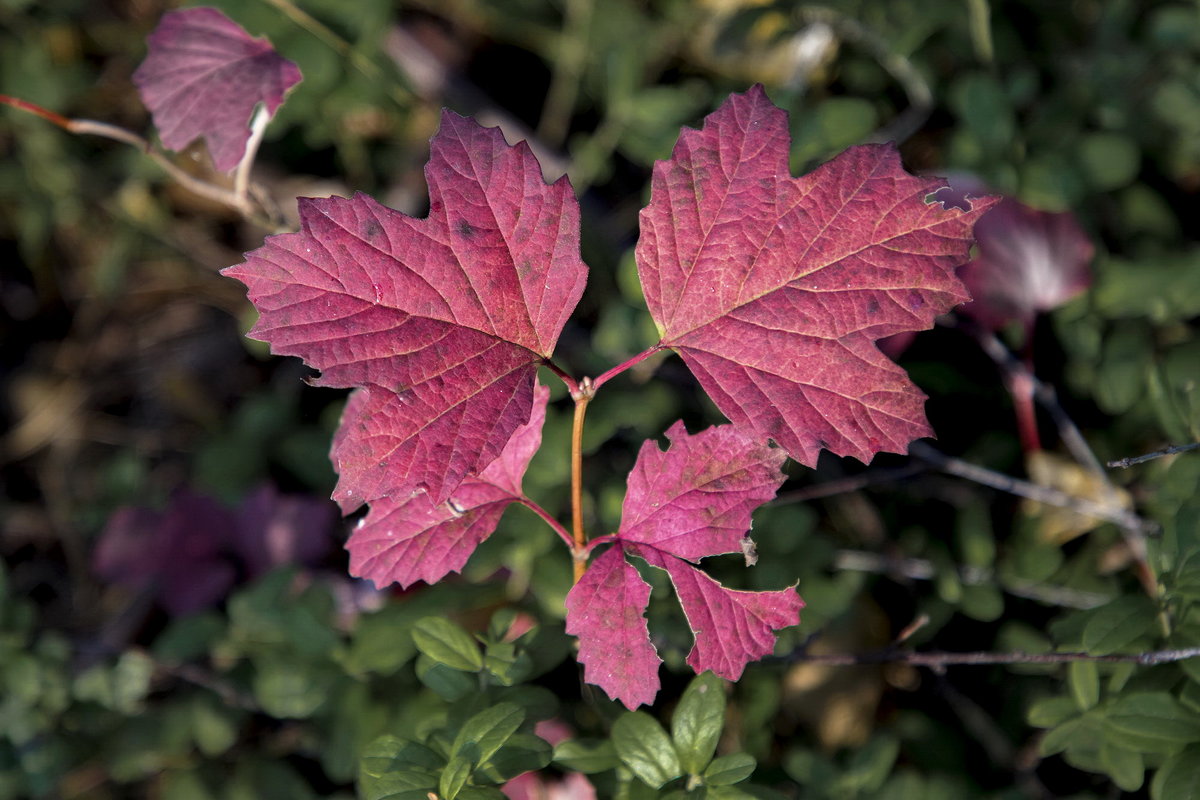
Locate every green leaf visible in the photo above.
<box><xmin>415</xmin><ymin>654</ymin><xmax>477</xmax><ymax>701</ymax></box>
<box><xmin>1100</xmin><ymin>741</ymin><xmax>1144</xmax><ymax>792</ymax></box>
<box><xmin>1069</xmin><ymin>660</ymin><xmax>1101</xmax><ymax>710</ymax></box>
<box><xmin>1152</xmin><ymin>744</ymin><xmax>1200</xmax><ymax>800</ymax></box>
<box><xmin>412</xmin><ymin>617</ymin><xmax>483</xmax><ymax>672</ymax></box>
<box><xmin>450</xmin><ymin>703</ymin><xmax>524</xmax><ymax>767</ymax></box>
<box><xmin>613</xmin><ymin>711</ymin><xmax>683</xmax><ymax>789</ymax></box>
<box><xmin>360</xmin><ymin>735</ymin><xmax>444</xmax><ymax>778</ymax></box>
<box><xmin>835</xmin><ymin>734</ymin><xmax>900</xmax><ymax>794</ymax></box>
<box><xmin>1106</xmin><ymin>692</ymin><xmax>1200</xmax><ymax>746</ymax></box>
<box><xmin>672</xmin><ymin>672</ymin><xmax>726</xmax><ymax>775</ymax></box>
<box><xmin>358</xmin><ymin>768</ymin><xmax>438</xmax><ymax>800</ymax></box>
<box><xmin>476</xmin><ymin>733</ymin><xmax>553</xmax><ymax>782</ymax></box>
<box><xmin>1040</xmin><ymin>715</ymin><xmax>1085</xmax><ymax>756</ymax></box>
<box><xmin>1027</xmin><ymin>696</ymin><xmax>1081</xmax><ymax>728</ymax></box>
<box><xmin>704</xmin><ymin>753</ymin><xmax>756</xmax><ymax>786</ymax></box>
<box><xmin>439</xmin><ymin>753</ymin><xmax>472</xmax><ymax>800</ymax></box>
<box><xmin>455</xmin><ymin>788</ymin><xmax>507</xmax><ymax>800</ymax></box>
<box><xmin>554</xmin><ymin>739</ymin><xmax>622</xmax><ymax>774</ymax></box>
<box><xmin>1082</xmin><ymin>596</ymin><xmax>1159</xmax><ymax>654</ymax></box>
<box><xmin>190</xmin><ymin>695</ymin><xmax>239</xmax><ymax>757</ymax></box>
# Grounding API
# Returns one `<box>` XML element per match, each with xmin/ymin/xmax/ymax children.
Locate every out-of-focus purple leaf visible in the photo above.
<box><xmin>956</xmin><ymin>198</ymin><xmax>1095</xmax><ymax>330</ymax></box>
<box><xmin>132</xmin><ymin>7</ymin><xmax>302</xmax><ymax>171</ymax></box>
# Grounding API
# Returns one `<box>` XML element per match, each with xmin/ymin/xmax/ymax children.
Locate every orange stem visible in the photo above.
<box><xmin>570</xmin><ymin>377</ymin><xmax>594</xmax><ymax>582</ymax></box>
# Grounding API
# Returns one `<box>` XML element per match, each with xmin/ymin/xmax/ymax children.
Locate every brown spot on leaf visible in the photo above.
<box><xmin>457</xmin><ymin>219</ymin><xmax>476</xmax><ymax>237</ymax></box>
<box><xmin>363</xmin><ymin>219</ymin><xmax>383</xmax><ymax>240</ymax></box>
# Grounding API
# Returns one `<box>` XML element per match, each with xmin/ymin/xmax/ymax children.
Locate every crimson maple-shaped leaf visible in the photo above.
<box><xmin>223</xmin><ymin>112</ymin><xmax>587</xmax><ymax>506</ymax></box>
<box><xmin>346</xmin><ymin>382</ymin><xmax>549</xmax><ymax>589</ymax></box>
<box><xmin>132</xmin><ymin>7</ymin><xmax>302</xmax><ymax>171</ymax></box>
<box><xmin>566</xmin><ymin>422</ymin><xmax>800</xmax><ymax>708</ymax></box>
<box><xmin>637</xmin><ymin>85</ymin><xmax>998</xmax><ymax>466</ymax></box>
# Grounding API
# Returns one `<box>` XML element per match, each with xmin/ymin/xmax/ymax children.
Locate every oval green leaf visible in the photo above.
<box><xmin>613</xmin><ymin>710</ymin><xmax>683</xmax><ymax>789</ymax></box>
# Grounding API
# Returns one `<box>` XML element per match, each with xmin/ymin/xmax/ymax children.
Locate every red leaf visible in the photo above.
<box><xmin>619</xmin><ymin>421</ymin><xmax>786</xmax><ymax>561</ymax></box>
<box><xmin>637</xmin><ymin>85</ymin><xmax>997</xmax><ymax>465</ymax></box>
<box><xmin>568</xmin><ymin>423</ymin><xmax>796</xmax><ymax>707</ymax></box>
<box><xmin>565</xmin><ymin>546</ymin><xmax>660</xmax><ymax>710</ymax></box>
<box><xmin>636</xmin><ymin>548</ymin><xmax>801</xmax><ymax>681</ymax></box>
<box><xmin>132</xmin><ymin>7</ymin><xmax>301</xmax><ymax>171</ymax></box>
<box><xmin>956</xmin><ymin>197</ymin><xmax>1094</xmax><ymax>330</ymax></box>
<box><xmin>347</xmin><ymin>383</ymin><xmax>549</xmax><ymax>589</ymax></box>
<box><xmin>223</xmin><ymin>112</ymin><xmax>587</xmax><ymax>504</ymax></box>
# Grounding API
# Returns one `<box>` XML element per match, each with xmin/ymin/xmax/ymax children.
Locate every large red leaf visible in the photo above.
<box><xmin>132</xmin><ymin>7</ymin><xmax>302</xmax><ymax>171</ymax></box>
<box><xmin>223</xmin><ymin>112</ymin><xmax>587</xmax><ymax>505</ymax></box>
<box><xmin>566</xmin><ymin>423</ymin><xmax>798</xmax><ymax>708</ymax></box>
<box><xmin>637</xmin><ymin>85</ymin><xmax>997</xmax><ymax>466</ymax></box>
<box><xmin>347</xmin><ymin>383</ymin><xmax>549</xmax><ymax>589</ymax></box>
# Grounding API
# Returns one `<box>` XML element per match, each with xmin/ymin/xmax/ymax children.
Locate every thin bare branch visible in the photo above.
<box><xmin>909</xmin><ymin>441</ymin><xmax>1156</xmax><ymax>534</ymax></box>
<box><xmin>1108</xmin><ymin>442</ymin><xmax>1200</xmax><ymax>469</ymax></box>
<box><xmin>784</xmin><ymin>646</ymin><xmax>1200</xmax><ymax>669</ymax></box>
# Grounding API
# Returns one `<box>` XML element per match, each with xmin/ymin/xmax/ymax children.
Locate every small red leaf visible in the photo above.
<box><xmin>638</xmin><ymin>85</ymin><xmax>997</xmax><ymax>465</ymax></box>
<box><xmin>637</xmin><ymin>548</ymin><xmax>801</xmax><ymax>681</ymax></box>
<box><xmin>346</xmin><ymin>384</ymin><xmax>549</xmax><ymax>589</ymax></box>
<box><xmin>571</xmin><ymin>423</ymin><xmax>795</xmax><ymax>707</ymax></box>
<box><xmin>619</xmin><ymin>422</ymin><xmax>786</xmax><ymax>561</ymax></box>
<box><xmin>565</xmin><ymin>546</ymin><xmax>661</xmax><ymax>710</ymax></box>
<box><xmin>132</xmin><ymin>7</ymin><xmax>301</xmax><ymax>171</ymax></box>
<box><xmin>223</xmin><ymin>113</ymin><xmax>587</xmax><ymax>505</ymax></box>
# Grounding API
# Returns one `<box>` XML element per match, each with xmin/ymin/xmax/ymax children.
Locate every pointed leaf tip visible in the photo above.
<box><xmin>637</xmin><ymin>86</ymin><xmax>998</xmax><ymax>466</ymax></box>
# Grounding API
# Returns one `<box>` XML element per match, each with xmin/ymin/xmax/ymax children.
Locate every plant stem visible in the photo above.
<box><xmin>516</xmin><ymin>497</ymin><xmax>575</xmax><ymax>549</ymax></box>
<box><xmin>1</xmin><ymin>96</ymin><xmax>282</xmax><ymax>230</ymax></box>
<box><xmin>542</xmin><ymin>359</ymin><xmax>580</xmax><ymax>396</ymax></box>
<box><xmin>1108</xmin><ymin>441</ymin><xmax>1200</xmax><ymax>469</ymax></box>
<box><xmin>591</xmin><ymin>344</ymin><xmax>665</xmax><ymax>390</ymax></box>
<box><xmin>235</xmin><ymin>105</ymin><xmax>271</xmax><ymax>210</ymax></box>
<box><xmin>570</xmin><ymin>376</ymin><xmax>595</xmax><ymax>582</ymax></box>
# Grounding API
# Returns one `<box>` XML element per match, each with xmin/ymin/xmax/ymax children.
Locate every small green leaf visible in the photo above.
<box><xmin>1082</xmin><ymin>596</ymin><xmax>1159</xmax><ymax>654</ymax></box>
<box><xmin>1068</xmin><ymin>660</ymin><xmax>1100</xmax><ymax>710</ymax></box>
<box><xmin>360</xmin><ymin>735</ymin><xmax>444</xmax><ymax>778</ymax></box>
<box><xmin>358</xmin><ymin>768</ymin><xmax>438</xmax><ymax>800</ymax></box>
<box><xmin>1100</xmin><ymin>741</ymin><xmax>1144</xmax><ymax>792</ymax></box>
<box><xmin>455</xmin><ymin>788</ymin><xmax>507</xmax><ymax>800</ymax></box>
<box><xmin>1027</xmin><ymin>696</ymin><xmax>1081</xmax><ymax>728</ymax></box>
<box><xmin>1152</xmin><ymin>744</ymin><xmax>1200</xmax><ymax>800</ymax></box>
<box><xmin>554</xmin><ymin>739</ymin><xmax>621</xmax><ymax>773</ymax></box>
<box><xmin>439</xmin><ymin>753</ymin><xmax>472</xmax><ymax>800</ymax></box>
<box><xmin>672</xmin><ymin>672</ymin><xmax>726</xmax><ymax>775</ymax></box>
<box><xmin>1040</xmin><ymin>715</ymin><xmax>1084</xmax><ymax>756</ymax></box>
<box><xmin>836</xmin><ymin>734</ymin><xmax>900</xmax><ymax>794</ymax></box>
<box><xmin>476</xmin><ymin>733</ymin><xmax>553</xmax><ymax>782</ymax></box>
<box><xmin>613</xmin><ymin>711</ymin><xmax>683</xmax><ymax>789</ymax></box>
<box><xmin>703</xmin><ymin>753</ymin><xmax>756</xmax><ymax>786</ymax></box>
<box><xmin>451</xmin><ymin>703</ymin><xmax>524</xmax><ymax>767</ymax></box>
<box><xmin>1107</xmin><ymin>692</ymin><xmax>1200</xmax><ymax>745</ymax></box>
<box><xmin>415</xmin><ymin>654</ymin><xmax>476</xmax><ymax>701</ymax></box>
<box><xmin>412</xmin><ymin>617</ymin><xmax>483</xmax><ymax>672</ymax></box>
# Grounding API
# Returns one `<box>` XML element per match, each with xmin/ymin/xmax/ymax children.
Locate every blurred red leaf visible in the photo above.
<box><xmin>132</xmin><ymin>7</ymin><xmax>301</xmax><ymax>171</ymax></box>
<box><xmin>956</xmin><ymin>198</ymin><xmax>1094</xmax><ymax>330</ymax></box>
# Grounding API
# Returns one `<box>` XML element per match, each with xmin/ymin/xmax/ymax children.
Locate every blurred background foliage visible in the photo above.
<box><xmin>3</xmin><ymin>0</ymin><xmax>1200</xmax><ymax>798</ymax></box>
